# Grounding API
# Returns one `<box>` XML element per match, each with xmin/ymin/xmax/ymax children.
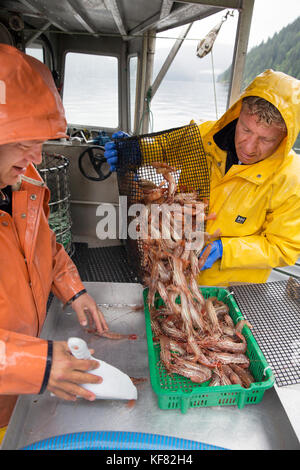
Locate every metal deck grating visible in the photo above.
<box><xmin>231</xmin><ymin>279</ymin><xmax>300</xmax><ymax>387</ymax></box>
<box><xmin>71</xmin><ymin>243</ymin><xmax>138</xmax><ymax>283</ymax></box>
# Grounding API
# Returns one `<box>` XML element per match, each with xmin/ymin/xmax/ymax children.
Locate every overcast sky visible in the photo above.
<box><xmin>156</xmin><ymin>0</ymin><xmax>300</xmax><ymax>51</ymax></box>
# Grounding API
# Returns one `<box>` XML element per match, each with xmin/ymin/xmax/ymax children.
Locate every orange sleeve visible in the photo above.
<box><xmin>34</xmin><ymin>162</ymin><xmax>86</xmax><ymax>304</ymax></box>
<box><xmin>0</xmin><ymin>329</ymin><xmax>48</xmax><ymax>395</ymax></box>
<box><xmin>50</xmin><ymin>230</ymin><xmax>86</xmax><ymax>304</ymax></box>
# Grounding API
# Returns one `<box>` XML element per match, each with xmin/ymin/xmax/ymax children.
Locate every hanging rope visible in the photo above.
<box><xmin>196</xmin><ymin>10</ymin><xmax>234</xmax><ymax>119</ymax></box>
<box><xmin>210</xmin><ymin>49</ymin><xmax>218</xmax><ymax>119</ymax></box>
<box><xmin>138</xmin><ymin>85</ymin><xmax>154</xmax><ymax>135</ymax></box>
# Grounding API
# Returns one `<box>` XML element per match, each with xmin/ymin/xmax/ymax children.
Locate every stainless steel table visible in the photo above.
<box><xmin>2</xmin><ymin>283</ymin><xmax>299</xmax><ymax>450</ymax></box>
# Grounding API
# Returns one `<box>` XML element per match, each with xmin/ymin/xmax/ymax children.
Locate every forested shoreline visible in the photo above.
<box><xmin>219</xmin><ymin>16</ymin><xmax>300</xmax><ymax>149</ymax></box>
<box><xmin>219</xmin><ymin>16</ymin><xmax>300</xmax><ymax>86</ymax></box>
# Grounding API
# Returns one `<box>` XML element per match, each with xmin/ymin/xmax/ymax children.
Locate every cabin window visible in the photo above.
<box><xmin>26</xmin><ymin>44</ymin><xmax>44</xmax><ymax>62</ymax></box>
<box><xmin>129</xmin><ymin>56</ymin><xmax>138</xmax><ymax>132</ymax></box>
<box><xmin>63</xmin><ymin>52</ymin><xmax>119</xmax><ymax>128</ymax></box>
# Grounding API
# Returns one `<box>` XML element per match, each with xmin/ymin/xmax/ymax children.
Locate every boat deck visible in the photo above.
<box><xmin>71</xmin><ymin>242</ymin><xmax>300</xmax><ymax>284</ymax></box>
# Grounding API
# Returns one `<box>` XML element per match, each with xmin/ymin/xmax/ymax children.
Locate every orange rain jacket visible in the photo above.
<box><xmin>0</xmin><ymin>45</ymin><xmax>85</xmax><ymax>427</ymax></box>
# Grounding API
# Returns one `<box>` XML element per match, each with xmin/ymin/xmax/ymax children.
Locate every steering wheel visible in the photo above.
<box><xmin>78</xmin><ymin>146</ymin><xmax>111</xmax><ymax>181</ymax></box>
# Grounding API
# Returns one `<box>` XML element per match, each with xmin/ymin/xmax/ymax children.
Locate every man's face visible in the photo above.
<box><xmin>235</xmin><ymin>108</ymin><xmax>287</xmax><ymax>164</ymax></box>
<box><xmin>0</xmin><ymin>140</ymin><xmax>44</xmax><ymax>188</ymax></box>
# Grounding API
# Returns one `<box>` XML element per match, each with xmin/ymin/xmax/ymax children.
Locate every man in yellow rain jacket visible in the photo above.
<box><xmin>105</xmin><ymin>69</ymin><xmax>300</xmax><ymax>286</ymax></box>
<box><xmin>0</xmin><ymin>45</ymin><xmax>108</xmax><ymax>441</ymax></box>
<box><xmin>198</xmin><ymin>69</ymin><xmax>300</xmax><ymax>286</ymax></box>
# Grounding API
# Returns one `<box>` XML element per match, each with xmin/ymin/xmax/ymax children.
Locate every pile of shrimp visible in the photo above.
<box><xmin>139</xmin><ymin>162</ymin><xmax>255</xmax><ymax>388</ymax></box>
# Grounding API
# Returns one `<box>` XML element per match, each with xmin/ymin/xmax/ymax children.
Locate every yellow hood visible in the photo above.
<box><xmin>209</xmin><ymin>69</ymin><xmax>300</xmax><ymax>157</ymax></box>
<box><xmin>196</xmin><ymin>69</ymin><xmax>300</xmax><ymax>287</ymax></box>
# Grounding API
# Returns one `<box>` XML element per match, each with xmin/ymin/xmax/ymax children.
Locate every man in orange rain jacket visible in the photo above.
<box><xmin>0</xmin><ymin>44</ymin><xmax>109</xmax><ymax>438</ymax></box>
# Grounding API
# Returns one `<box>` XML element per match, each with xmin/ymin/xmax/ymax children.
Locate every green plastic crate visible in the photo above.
<box><xmin>143</xmin><ymin>286</ymin><xmax>274</xmax><ymax>413</ymax></box>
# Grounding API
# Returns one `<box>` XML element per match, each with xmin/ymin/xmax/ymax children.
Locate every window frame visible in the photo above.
<box><xmin>62</xmin><ymin>50</ymin><xmax>120</xmax><ymax>132</ymax></box>
<box><xmin>127</xmin><ymin>53</ymin><xmax>138</xmax><ymax>134</ymax></box>
<box><xmin>25</xmin><ymin>41</ymin><xmax>45</xmax><ymax>63</ymax></box>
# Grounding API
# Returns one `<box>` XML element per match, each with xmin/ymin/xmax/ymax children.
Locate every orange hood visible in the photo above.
<box><xmin>0</xmin><ymin>44</ymin><xmax>67</xmax><ymax>145</ymax></box>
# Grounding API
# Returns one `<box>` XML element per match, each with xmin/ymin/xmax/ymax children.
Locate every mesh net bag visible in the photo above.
<box><xmin>37</xmin><ymin>153</ymin><xmax>73</xmax><ymax>255</ymax></box>
<box><xmin>116</xmin><ymin>123</ymin><xmax>210</xmax><ymax>282</ymax></box>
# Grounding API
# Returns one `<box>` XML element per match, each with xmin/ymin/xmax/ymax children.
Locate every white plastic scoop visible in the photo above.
<box><xmin>68</xmin><ymin>337</ymin><xmax>137</xmax><ymax>401</ymax></box>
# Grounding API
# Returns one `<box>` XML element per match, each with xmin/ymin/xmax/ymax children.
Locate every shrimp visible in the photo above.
<box><xmin>151</xmin><ymin>162</ymin><xmax>178</xmax><ymax>203</ymax></box>
<box><xmin>221</xmin><ymin>365</ymin><xmax>243</xmax><ymax>386</ymax></box>
<box><xmin>205</xmin><ymin>298</ymin><xmax>222</xmax><ymax>335</ymax></box>
<box><xmin>187</xmin><ymin>297</ymin><xmax>205</xmax><ymax>333</ymax></box>
<box><xmin>189</xmin><ymin>275</ymin><xmax>205</xmax><ymax>307</ymax></box>
<box><xmin>138</xmin><ymin>159</ymin><xmax>256</xmax><ymax>387</ymax></box>
<box><xmin>209</xmin><ymin>371</ymin><xmax>221</xmax><ymax>386</ymax></box>
<box><xmin>197</xmin><ymin>243</ymin><xmax>212</xmax><ymax>269</ymax></box>
<box><xmin>157</xmin><ymin>260</ymin><xmax>171</xmax><ymax>282</ymax></box>
<box><xmin>142</xmin><ymin>187</ymin><xmax>168</xmax><ymax>204</ymax></box>
<box><xmin>151</xmin><ymin>318</ymin><xmax>162</xmax><ymax>340</ymax></box>
<box><xmin>159</xmin><ymin>335</ymin><xmax>173</xmax><ymax>369</ymax></box>
<box><xmin>189</xmin><ymin>250</ymin><xmax>201</xmax><ymax>276</ymax></box>
<box><xmin>207</xmin><ymin>351</ymin><xmax>250</xmax><ymax>367</ymax></box>
<box><xmin>172</xmin><ymin>257</ymin><xmax>190</xmax><ymax>296</ymax></box>
<box><xmin>160</xmin><ymin>317</ymin><xmax>187</xmax><ymax>341</ymax></box>
<box><xmin>151</xmin><ymin>161</ymin><xmax>177</xmax><ymax>171</ymax></box>
<box><xmin>161</xmin><ymin>169</ymin><xmax>177</xmax><ymax>203</ymax></box>
<box><xmin>168</xmin><ymin>339</ymin><xmax>186</xmax><ymax>356</ymax></box>
<box><xmin>200</xmin><ymin>334</ymin><xmax>247</xmax><ymax>354</ymax></box>
<box><xmin>171</xmin><ymin>356</ymin><xmax>212</xmax><ymax>383</ymax></box>
<box><xmin>97</xmin><ymin>331</ymin><xmax>138</xmax><ymax>340</ymax></box>
<box><xmin>148</xmin><ymin>261</ymin><xmax>159</xmax><ymax>306</ymax></box>
<box><xmin>229</xmin><ymin>364</ymin><xmax>255</xmax><ymax>388</ymax></box>
<box><xmin>180</xmin><ymin>292</ymin><xmax>194</xmax><ymax>336</ymax></box>
<box><xmin>235</xmin><ymin>319</ymin><xmax>253</xmax><ymax>333</ymax></box>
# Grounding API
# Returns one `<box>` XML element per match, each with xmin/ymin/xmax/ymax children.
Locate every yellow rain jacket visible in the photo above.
<box><xmin>197</xmin><ymin>69</ymin><xmax>300</xmax><ymax>286</ymax></box>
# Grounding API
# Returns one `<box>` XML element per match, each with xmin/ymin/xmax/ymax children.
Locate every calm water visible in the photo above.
<box><xmin>150</xmin><ymin>79</ymin><xmax>229</xmax><ymax>132</ymax></box>
<box><xmin>63</xmin><ymin>76</ymin><xmax>229</xmax><ymax>132</ymax></box>
<box><xmin>27</xmin><ymin>47</ymin><xmax>229</xmax><ymax>132</ymax></box>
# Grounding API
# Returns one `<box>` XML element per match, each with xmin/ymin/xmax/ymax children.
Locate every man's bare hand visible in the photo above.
<box><xmin>71</xmin><ymin>293</ymin><xmax>108</xmax><ymax>334</ymax></box>
<box><xmin>47</xmin><ymin>341</ymin><xmax>102</xmax><ymax>401</ymax></box>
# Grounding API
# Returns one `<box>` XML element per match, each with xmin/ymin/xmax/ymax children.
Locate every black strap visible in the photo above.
<box><xmin>39</xmin><ymin>340</ymin><xmax>53</xmax><ymax>394</ymax></box>
<box><xmin>67</xmin><ymin>288</ymin><xmax>87</xmax><ymax>305</ymax></box>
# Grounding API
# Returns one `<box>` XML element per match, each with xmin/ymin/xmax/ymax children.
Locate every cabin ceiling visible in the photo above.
<box><xmin>0</xmin><ymin>0</ymin><xmax>243</xmax><ymax>41</ymax></box>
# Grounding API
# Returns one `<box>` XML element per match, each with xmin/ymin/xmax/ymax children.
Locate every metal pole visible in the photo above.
<box><xmin>151</xmin><ymin>22</ymin><xmax>193</xmax><ymax>98</ymax></box>
<box><xmin>141</xmin><ymin>29</ymin><xmax>156</xmax><ymax>134</ymax></box>
<box><xmin>227</xmin><ymin>0</ymin><xmax>255</xmax><ymax>107</ymax></box>
<box><xmin>25</xmin><ymin>21</ymin><xmax>52</xmax><ymax>46</ymax></box>
<box><xmin>133</xmin><ymin>32</ymin><xmax>148</xmax><ymax>134</ymax></box>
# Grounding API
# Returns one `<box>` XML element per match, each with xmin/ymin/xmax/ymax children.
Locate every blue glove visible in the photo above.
<box><xmin>104</xmin><ymin>131</ymin><xmax>129</xmax><ymax>171</ymax></box>
<box><xmin>199</xmin><ymin>240</ymin><xmax>223</xmax><ymax>271</ymax></box>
